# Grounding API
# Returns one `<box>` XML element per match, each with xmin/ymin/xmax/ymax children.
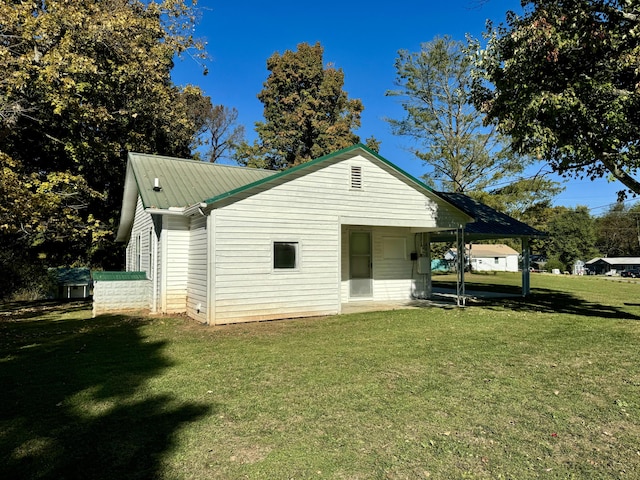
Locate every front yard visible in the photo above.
<box><xmin>1</xmin><ymin>274</ymin><xmax>639</xmax><ymax>479</ymax></box>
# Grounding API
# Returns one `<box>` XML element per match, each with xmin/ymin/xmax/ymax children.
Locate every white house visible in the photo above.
<box><xmin>114</xmin><ymin>144</ymin><xmax>543</xmax><ymax>324</ymax></box>
<box><xmin>446</xmin><ymin>244</ymin><xmax>520</xmax><ymax>273</ymax></box>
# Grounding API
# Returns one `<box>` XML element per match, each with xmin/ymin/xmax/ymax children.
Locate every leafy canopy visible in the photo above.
<box><xmin>0</xmin><ymin>0</ymin><xmax>207</xmax><ymax>271</ymax></box>
<box><xmin>473</xmin><ymin>0</ymin><xmax>640</xmax><ymax>196</ymax></box>
<box><xmin>236</xmin><ymin>42</ymin><xmax>370</xmax><ymax>170</ymax></box>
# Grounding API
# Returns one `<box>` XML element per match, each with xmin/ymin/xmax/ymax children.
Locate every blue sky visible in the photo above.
<box><xmin>171</xmin><ymin>0</ymin><xmax>627</xmax><ymax>215</ymax></box>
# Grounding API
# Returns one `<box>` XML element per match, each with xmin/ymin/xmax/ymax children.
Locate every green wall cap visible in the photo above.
<box><xmin>92</xmin><ymin>271</ymin><xmax>147</xmax><ymax>281</ymax></box>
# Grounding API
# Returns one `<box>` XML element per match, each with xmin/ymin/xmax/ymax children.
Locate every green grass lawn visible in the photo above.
<box><xmin>1</xmin><ymin>274</ymin><xmax>640</xmax><ymax>479</ymax></box>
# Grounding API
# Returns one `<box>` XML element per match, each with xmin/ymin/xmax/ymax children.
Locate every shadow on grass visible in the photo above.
<box><xmin>0</xmin><ymin>306</ymin><xmax>212</xmax><ymax>479</ymax></box>
<box><xmin>433</xmin><ymin>280</ymin><xmax>640</xmax><ymax>321</ymax></box>
<box><xmin>0</xmin><ymin>299</ymin><xmax>93</xmax><ymax>321</ymax></box>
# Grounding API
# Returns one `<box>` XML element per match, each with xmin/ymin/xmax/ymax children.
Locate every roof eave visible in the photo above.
<box><xmin>115</xmin><ymin>156</ymin><xmax>139</xmax><ymax>243</ymax></box>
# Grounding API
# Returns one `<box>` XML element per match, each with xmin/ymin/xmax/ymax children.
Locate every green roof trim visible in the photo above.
<box><xmin>203</xmin><ymin>143</ymin><xmax>435</xmax><ymax>206</ymax></box>
<box><xmin>92</xmin><ymin>271</ymin><xmax>147</xmax><ymax>281</ymax></box>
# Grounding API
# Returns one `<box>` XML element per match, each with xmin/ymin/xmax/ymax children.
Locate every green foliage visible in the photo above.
<box><xmin>237</xmin><ymin>42</ymin><xmax>367</xmax><ymax>170</ymax></box>
<box><xmin>544</xmin><ymin>255</ymin><xmax>565</xmax><ymax>272</ymax></box>
<box><xmin>473</xmin><ymin>0</ymin><xmax>640</xmax><ymax>195</ymax></box>
<box><xmin>0</xmin><ymin>0</ymin><xmax>208</xmax><ymax>286</ymax></box>
<box><xmin>595</xmin><ymin>202</ymin><xmax>640</xmax><ymax>256</ymax></box>
<box><xmin>470</xmin><ymin>174</ymin><xmax>562</xmax><ymax>221</ymax></box>
<box><xmin>535</xmin><ymin>206</ymin><xmax>600</xmax><ymax>266</ymax></box>
<box><xmin>386</xmin><ymin>36</ymin><xmax>558</xmax><ymax>205</ymax></box>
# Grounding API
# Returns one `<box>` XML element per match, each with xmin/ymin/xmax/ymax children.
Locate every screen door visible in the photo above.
<box><xmin>350</xmin><ymin>231</ymin><xmax>372</xmax><ymax>297</ymax></box>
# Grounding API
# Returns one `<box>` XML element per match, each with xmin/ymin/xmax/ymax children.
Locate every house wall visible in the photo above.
<box><xmin>124</xmin><ymin>196</ymin><xmax>160</xmax><ymax>311</ymax></box>
<box><xmin>471</xmin><ymin>255</ymin><xmax>518</xmax><ymax>272</ymax></box>
<box><xmin>186</xmin><ymin>215</ymin><xmax>207</xmax><ymax>322</ymax></box>
<box><xmin>162</xmin><ymin>215</ymin><xmax>190</xmax><ymax>314</ymax></box>
<box><xmin>208</xmin><ymin>155</ymin><xmax>466</xmax><ymax>324</ymax></box>
<box><xmin>92</xmin><ymin>278</ymin><xmax>150</xmax><ymax>316</ymax></box>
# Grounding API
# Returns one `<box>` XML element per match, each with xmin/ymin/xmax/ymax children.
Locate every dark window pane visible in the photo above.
<box><xmin>274</xmin><ymin>242</ymin><xmax>297</xmax><ymax>269</ymax></box>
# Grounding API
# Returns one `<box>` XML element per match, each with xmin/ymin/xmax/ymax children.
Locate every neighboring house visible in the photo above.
<box><xmin>49</xmin><ymin>267</ymin><xmax>92</xmax><ymax>299</ymax></box>
<box><xmin>586</xmin><ymin>257</ymin><xmax>640</xmax><ymax>275</ymax></box>
<box><xmin>445</xmin><ymin>244</ymin><xmax>520</xmax><ymax>273</ymax></box>
<box><xmin>115</xmin><ymin>144</ymin><xmax>540</xmax><ymax>325</ymax></box>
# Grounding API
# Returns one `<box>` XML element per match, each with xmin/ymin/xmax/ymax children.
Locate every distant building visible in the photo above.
<box><xmin>585</xmin><ymin>257</ymin><xmax>640</xmax><ymax>275</ymax></box>
<box><xmin>50</xmin><ymin>268</ymin><xmax>92</xmax><ymax>299</ymax></box>
<box><xmin>446</xmin><ymin>244</ymin><xmax>520</xmax><ymax>273</ymax></box>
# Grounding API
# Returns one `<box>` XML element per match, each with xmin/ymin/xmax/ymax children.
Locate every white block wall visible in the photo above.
<box><xmin>92</xmin><ymin>279</ymin><xmax>151</xmax><ymax>317</ymax></box>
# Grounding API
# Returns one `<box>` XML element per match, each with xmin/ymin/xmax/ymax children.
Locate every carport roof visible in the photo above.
<box><xmin>431</xmin><ymin>192</ymin><xmax>546</xmax><ymax>241</ymax></box>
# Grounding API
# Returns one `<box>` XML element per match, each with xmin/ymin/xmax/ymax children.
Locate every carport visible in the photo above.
<box><xmin>426</xmin><ymin>193</ymin><xmax>547</xmax><ymax>305</ymax></box>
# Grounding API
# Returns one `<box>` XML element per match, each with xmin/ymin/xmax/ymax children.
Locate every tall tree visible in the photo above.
<box><xmin>536</xmin><ymin>206</ymin><xmax>599</xmax><ymax>269</ymax></box>
<box><xmin>236</xmin><ymin>42</ymin><xmax>368</xmax><ymax>170</ymax></box>
<box><xmin>595</xmin><ymin>202</ymin><xmax>640</xmax><ymax>257</ymax></box>
<box><xmin>473</xmin><ymin>0</ymin><xmax>640</xmax><ymax>197</ymax></box>
<box><xmin>0</xmin><ymin>0</ymin><xmax>207</xmax><ymax>273</ymax></box>
<box><xmin>386</xmin><ymin>36</ymin><xmax>560</xmax><ymax>212</ymax></box>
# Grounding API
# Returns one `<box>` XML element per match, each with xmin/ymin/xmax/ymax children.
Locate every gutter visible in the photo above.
<box><xmin>145</xmin><ymin>202</ymin><xmax>208</xmax><ymax>217</ymax></box>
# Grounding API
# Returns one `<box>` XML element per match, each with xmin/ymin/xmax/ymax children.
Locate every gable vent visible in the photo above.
<box><xmin>350</xmin><ymin>166</ymin><xmax>362</xmax><ymax>189</ymax></box>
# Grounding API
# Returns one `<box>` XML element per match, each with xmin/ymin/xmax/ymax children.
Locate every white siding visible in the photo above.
<box><xmin>123</xmin><ymin>196</ymin><xmax>161</xmax><ymax>311</ymax></box>
<box><xmin>506</xmin><ymin>255</ymin><xmax>519</xmax><ymax>272</ymax></box>
<box><xmin>125</xmin><ymin>197</ymin><xmax>157</xmax><ymax>275</ymax></box>
<box><xmin>162</xmin><ymin>215</ymin><xmax>190</xmax><ymax>314</ymax></box>
<box><xmin>209</xmin><ymin>155</ymin><xmax>464</xmax><ymax>324</ymax></box>
<box><xmin>93</xmin><ymin>279</ymin><xmax>150</xmax><ymax>316</ymax></box>
<box><xmin>471</xmin><ymin>255</ymin><xmax>519</xmax><ymax>273</ymax></box>
<box><xmin>187</xmin><ymin>215</ymin><xmax>207</xmax><ymax>322</ymax></box>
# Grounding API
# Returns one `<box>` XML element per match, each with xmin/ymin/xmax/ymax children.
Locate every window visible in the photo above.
<box><xmin>494</xmin><ymin>257</ymin><xmax>500</xmax><ymax>264</ymax></box>
<box><xmin>135</xmin><ymin>234</ymin><xmax>142</xmax><ymax>271</ymax></box>
<box><xmin>274</xmin><ymin>242</ymin><xmax>298</xmax><ymax>269</ymax></box>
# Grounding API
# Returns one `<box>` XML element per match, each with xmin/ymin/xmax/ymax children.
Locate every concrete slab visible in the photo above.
<box><xmin>341</xmin><ymin>288</ymin><xmax>520</xmax><ymax>315</ymax></box>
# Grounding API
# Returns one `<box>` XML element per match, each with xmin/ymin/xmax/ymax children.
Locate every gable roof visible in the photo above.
<box><xmin>586</xmin><ymin>257</ymin><xmax>640</xmax><ymax>266</ymax></box>
<box><xmin>466</xmin><ymin>244</ymin><xmax>520</xmax><ymax>257</ymax></box>
<box><xmin>117</xmin><ymin>144</ymin><xmax>472</xmax><ymax>242</ymax></box>
<box><xmin>201</xmin><ymin>143</ymin><xmax>440</xmax><ymax>207</ymax></box>
<box><xmin>431</xmin><ymin>192</ymin><xmax>546</xmax><ymax>240</ymax></box>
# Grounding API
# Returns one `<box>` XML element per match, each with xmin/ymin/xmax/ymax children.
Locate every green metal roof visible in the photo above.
<box><xmin>128</xmin><ymin>153</ymin><xmax>276</xmax><ymax>209</ymax></box>
<box><xmin>92</xmin><ymin>271</ymin><xmax>147</xmax><ymax>281</ymax></box>
<box><xmin>50</xmin><ymin>267</ymin><xmax>91</xmax><ymax>285</ymax></box>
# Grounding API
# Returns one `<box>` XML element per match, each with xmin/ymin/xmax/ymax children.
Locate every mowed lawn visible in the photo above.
<box><xmin>1</xmin><ymin>274</ymin><xmax>640</xmax><ymax>479</ymax></box>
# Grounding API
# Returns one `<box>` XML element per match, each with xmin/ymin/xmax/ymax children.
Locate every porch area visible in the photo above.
<box><xmin>341</xmin><ymin>286</ymin><xmax>522</xmax><ymax>315</ymax></box>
